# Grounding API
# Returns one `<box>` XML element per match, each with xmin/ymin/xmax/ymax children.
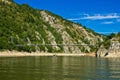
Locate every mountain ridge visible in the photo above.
<box><xmin>0</xmin><ymin>0</ymin><xmax>105</xmax><ymax>53</ymax></box>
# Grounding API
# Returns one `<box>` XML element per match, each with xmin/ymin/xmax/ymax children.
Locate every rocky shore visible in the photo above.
<box><xmin>96</xmin><ymin>38</ymin><xmax>120</xmax><ymax>58</ymax></box>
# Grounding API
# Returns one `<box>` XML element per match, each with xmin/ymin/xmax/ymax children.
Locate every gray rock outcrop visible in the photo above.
<box><xmin>96</xmin><ymin>38</ymin><xmax>120</xmax><ymax>57</ymax></box>
<box><xmin>107</xmin><ymin>38</ymin><xmax>120</xmax><ymax>57</ymax></box>
<box><xmin>96</xmin><ymin>46</ymin><xmax>108</xmax><ymax>57</ymax></box>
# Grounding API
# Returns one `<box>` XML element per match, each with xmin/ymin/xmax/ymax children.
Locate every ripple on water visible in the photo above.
<box><xmin>0</xmin><ymin>56</ymin><xmax>120</xmax><ymax>80</ymax></box>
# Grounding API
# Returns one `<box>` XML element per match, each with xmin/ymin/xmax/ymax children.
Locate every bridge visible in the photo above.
<box><xmin>16</xmin><ymin>44</ymin><xmax>97</xmax><ymax>46</ymax></box>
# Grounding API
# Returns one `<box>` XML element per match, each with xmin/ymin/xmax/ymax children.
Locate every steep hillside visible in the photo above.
<box><xmin>0</xmin><ymin>0</ymin><xmax>104</xmax><ymax>53</ymax></box>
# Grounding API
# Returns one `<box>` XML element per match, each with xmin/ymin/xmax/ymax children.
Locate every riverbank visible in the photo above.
<box><xmin>0</xmin><ymin>51</ymin><xmax>88</xmax><ymax>57</ymax></box>
<box><xmin>0</xmin><ymin>51</ymin><xmax>120</xmax><ymax>58</ymax></box>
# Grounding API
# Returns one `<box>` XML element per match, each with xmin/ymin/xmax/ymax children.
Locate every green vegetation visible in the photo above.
<box><xmin>0</xmin><ymin>0</ymin><xmax>109</xmax><ymax>53</ymax></box>
<box><xmin>0</xmin><ymin>0</ymin><xmax>64</xmax><ymax>52</ymax></box>
<box><xmin>101</xmin><ymin>33</ymin><xmax>117</xmax><ymax>49</ymax></box>
<box><xmin>116</xmin><ymin>32</ymin><xmax>120</xmax><ymax>42</ymax></box>
<box><xmin>0</xmin><ymin>1</ymin><xmax>44</xmax><ymax>52</ymax></box>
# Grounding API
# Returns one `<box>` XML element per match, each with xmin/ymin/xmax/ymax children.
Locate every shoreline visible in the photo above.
<box><xmin>1</xmin><ymin>51</ymin><xmax>119</xmax><ymax>58</ymax></box>
<box><xmin>0</xmin><ymin>51</ymin><xmax>88</xmax><ymax>57</ymax></box>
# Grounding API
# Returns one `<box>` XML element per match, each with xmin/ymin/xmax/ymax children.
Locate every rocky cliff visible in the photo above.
<box><xmin>96</xmin><ymin>34</ymin><xmax>120</xmax><ymax>57</ymax></box>
<box><xmin>0</xmin><ymin>0</ymin><xmax>104</xmax><ymax>53</ymax></box>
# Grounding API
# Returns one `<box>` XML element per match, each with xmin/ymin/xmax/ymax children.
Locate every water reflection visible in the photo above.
<box><xmin>107</xmin><ymin>58</ymin><xmax>120</xmax><ymax>79</ymax></box>
<box><xmin>0</xmin><ymin>57</ymin><xmax>120</xmax><ymax>80</ymax></box>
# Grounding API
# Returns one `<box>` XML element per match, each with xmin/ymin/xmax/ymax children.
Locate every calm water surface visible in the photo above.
<box><xmin>0</xmin><ymin>56</ymin><xmax>120</xmax><ymax>80</ymax></box>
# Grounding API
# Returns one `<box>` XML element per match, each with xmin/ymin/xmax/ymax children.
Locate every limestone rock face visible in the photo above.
<box><xmin>107</xmin><ymin>39</ymin><xmax>120</xmax><ymax>57</ymax></box>
<box><xmin>96</xmin><ymin>38</ymin><xmax>120</xmax><ymax>57</ymax></box>
<box><xmin>39</xmin><ymin>11</ymin><xmax>103</xmax><ymax>53</ymax></box>
<box><xmin>96</xmin><ymin>46</ymin><xmax>108</xmax><ymax>57</ymax></box>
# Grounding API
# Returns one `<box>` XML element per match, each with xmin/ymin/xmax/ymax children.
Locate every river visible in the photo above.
<box><xmin>0</xmin><ymin>56</ymin><xmax>120</xmax><ymax>80</ymax></box>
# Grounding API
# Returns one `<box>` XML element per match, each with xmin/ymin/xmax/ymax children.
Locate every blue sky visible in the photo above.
<box><xmin>14</xmin><ymin>0</ymin><xmax>120</xmax><ymax>34</ymax></box>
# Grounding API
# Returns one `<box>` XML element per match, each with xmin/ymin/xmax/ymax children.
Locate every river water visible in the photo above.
<box><xmin>0</xmin><ymin>56</ymin><xmax>120</xmax><ymax>80</ymax></box>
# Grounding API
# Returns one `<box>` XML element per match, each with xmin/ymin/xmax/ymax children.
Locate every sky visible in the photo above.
<box><xmin>14</xmin><ymin>0</ymin><xmax>120</xmax><ymax>34</ymax></box>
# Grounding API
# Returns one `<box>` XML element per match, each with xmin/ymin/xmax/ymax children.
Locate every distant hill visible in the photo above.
<box><xmin>0</xmin><ymin>0</ymin><xmax>105</xmax><ymax>53</ymax></box>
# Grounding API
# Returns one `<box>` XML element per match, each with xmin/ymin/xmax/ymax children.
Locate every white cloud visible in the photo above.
<box><xmin>68</xmin><ymin>13</ymin><xmax>120</xmax><ymax>21</ymax></box>
<box><xmin>82</xmin><ymin>14</ymin><xmax>120</xmax><ymax>20</ymax></box>
<box><xmin>68</xmin><ymin>18</ymin><xmax>81</xmax><ymax>21</ymax></box>
<box><xmin>101</xmin><ymin>21</ymin><xmax>114</xmax><ymax>24</ymax></box>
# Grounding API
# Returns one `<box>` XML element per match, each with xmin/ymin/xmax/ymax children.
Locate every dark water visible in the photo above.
<box><xmin>0</xmin><ymin>56</ymin><xmax>120</xmax><ymax>80</ymax></box>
